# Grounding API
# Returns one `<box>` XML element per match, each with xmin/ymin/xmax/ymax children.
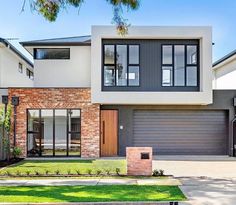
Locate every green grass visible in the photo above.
<box><xmin>0</xmin><ymin>185</ymin><xmax>186</xmax><ymax>202</ymax></box>
<box><xmin>0</xmin><ymin>159</ymin><xmax>126</xmax><ymax>175</ymax></box>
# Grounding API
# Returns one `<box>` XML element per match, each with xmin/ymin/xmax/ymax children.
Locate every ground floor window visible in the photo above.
<box><xmin>27</xmin><ymin>109</ymin><xmax>81</xmax><ymax>157</ymax></box>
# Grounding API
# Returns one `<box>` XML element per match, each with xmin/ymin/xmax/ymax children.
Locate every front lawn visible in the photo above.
<box><xmin>0</xmin><ymin>159</ymin><xmax>126</xmax><ymax>176</ymax></box>
<box><xmin>0</xmin><ymin>185</ymin><xmax>186</xmax><ymax>202</ymax></box>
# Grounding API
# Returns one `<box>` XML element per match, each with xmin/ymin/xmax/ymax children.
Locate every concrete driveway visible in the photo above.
<box><xmin>153</xmin><ymin>156</ymin><xmax>236</xmax><ymax>205</ymax></box>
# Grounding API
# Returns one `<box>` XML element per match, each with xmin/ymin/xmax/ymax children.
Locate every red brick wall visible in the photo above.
<box><xmin>126</xmin><ymin>147</ymin><xmax>153</xmax><ymax>176</ymax></box>
<box><xmin>8</xmin><ymin>88</ymin><xmax>100</xmax><ymax>158</ymax></box>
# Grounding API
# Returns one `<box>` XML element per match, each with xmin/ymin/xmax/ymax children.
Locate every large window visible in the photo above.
<box><xmin>162</xmin><ymin>44</ymin><xmax>198</xmax><ymax>87</ymax></box>
<box><xmin>34</xmin><ymin>48</ymin><xmax>70</xmax><ymax>60</ymax></box>
<box><xmin>27</xmin><ymin>109</ymin><xmax>81</xmax><ymax>157</ymax></box>
<box><xmin>103</xmin><ymin>44</ymin><xmax>140</xmax><ymax>87</ymax></box>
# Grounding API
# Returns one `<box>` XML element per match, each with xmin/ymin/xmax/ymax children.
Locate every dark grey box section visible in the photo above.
<box><xmin>102</xmin><ymin>39</ymin><xmax>199</xmax><ymax>92</ymax></box>
<box><xmin>101</xmin><ymin>90</ymin><xmax>236</xmax><ymax>157</ymax></box>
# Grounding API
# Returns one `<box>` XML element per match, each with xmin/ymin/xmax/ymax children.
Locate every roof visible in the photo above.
<box><xmin>213</xmin><ymin>49</ymin><xmax>236</xmax><ymax>67</ymax></box>
<box><xmin>20</xmin><ymin>35</ymin><xmax>91</xmax><ymax>46</ymax></box>
<box><xmin>0</xmin><ymin>38</ymin><xmax>33</xmax><ymax>67</ymax></box>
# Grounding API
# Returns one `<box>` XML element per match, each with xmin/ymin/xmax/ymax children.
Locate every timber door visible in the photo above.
<box><xmin>101</xmin><ymin>110</ymin><xmax>118</xmax><ymax>157</ymax></box>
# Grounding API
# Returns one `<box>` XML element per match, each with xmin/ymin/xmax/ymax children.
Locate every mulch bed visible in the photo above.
<box><xmin>0</xmin><ymin>158</ymin><xmax>23</xmax><ymax>168</ymax></box>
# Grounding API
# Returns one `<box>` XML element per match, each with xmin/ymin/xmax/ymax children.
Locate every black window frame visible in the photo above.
<box><xmin>26</xmin><ymin>68</ymin><xmax>34</xmax><ymax>80</ymax></box>
<box><xmin>33</xmin><ymin>48</ymin><xmax>70</xmax><ymax>60</ymax></box>
<box><xmin>27</xmin><ymin>108</ymin><xmax>81</xmax><ymax>157</ymax></box>
<box><xmin>18</xmin><ymin>62</ymin><xmax>23</xmax><ymax>73</ymax></box>
<box><xmin>103</xmin><ymin>44</ymin><xmax>140</xmax><ymax>87</ymax></box>
<box><xmin>161</xmin><ymin>44</ymin><xmax>199</xmax><ymax>88</ymax></box>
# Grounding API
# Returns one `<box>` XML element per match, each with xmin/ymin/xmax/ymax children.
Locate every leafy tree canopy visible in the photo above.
<box><xmin>23</xmin><ymin>0</ymin><xmax>140</xmax><ymax>35</ymax></box>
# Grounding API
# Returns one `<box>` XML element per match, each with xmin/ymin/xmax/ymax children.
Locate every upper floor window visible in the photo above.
<box><xmin>34</xmin><ymin>48</ymin><xmax>70</xmax><ymax>60</ymax></box>
<box><xmin>162</xmin><ymin>44</ymin><xmax>198</xmax><ymax>87</ymax></box>
<box><xmin>26</xmin><ymin>68</ymin><xmax>34</xmax><ymax>80</ymax></box>
<box><xmin>103</xmin><ymin>44</ymin><xmax>140</xmax><ymax>87</ymax></box>
<box><xmin>18</xmin><ymin>63</ymin><xmax>23</xmax><ymax>73</ymax></box>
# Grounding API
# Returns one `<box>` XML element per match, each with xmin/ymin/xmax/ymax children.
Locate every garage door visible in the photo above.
<box><xmin>133</xmin><ymin>110</ymin><xmax>228</xmax><ymax>155</ymax></box>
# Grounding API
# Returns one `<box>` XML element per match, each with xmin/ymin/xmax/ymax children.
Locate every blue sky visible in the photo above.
<box><xmin>0</xmin><ymin>0</ymin><xmax>235</xmax><ymax>63</ymax></box>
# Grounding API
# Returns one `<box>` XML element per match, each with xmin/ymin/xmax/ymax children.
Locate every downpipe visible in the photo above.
<box><xmin>232</xmin><ymin>115</ymin><xmax>236</xmax><ymax>157</ymax></box>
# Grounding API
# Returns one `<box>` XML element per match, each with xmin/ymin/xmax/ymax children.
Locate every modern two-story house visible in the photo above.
<box><xmin>5</xmin><ymin>26</ymin><xmax>236</xmax><ymax>158</ymax></box>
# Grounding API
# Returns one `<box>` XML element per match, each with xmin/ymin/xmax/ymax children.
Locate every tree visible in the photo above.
<box><xmin>22</xmin><ymin>0</ymin><xmax>140</xmax><ymax>35</ymax></box>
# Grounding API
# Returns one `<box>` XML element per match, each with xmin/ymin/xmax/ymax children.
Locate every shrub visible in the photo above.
<box><xmin>55</xmin><ymin>170</ymin><xmax>60</xmax><ymax>175</ymax></box>
<box><xmin>67</xmin><ymin>170</ymin><xmax>71</xmax><ymax>175</ymax></box>
<box><xmin>34</xmin><ymin>171</ymin><xmax>40</xmax><ymax>176</ymax></box>
<box><xmin>105</xmin><ymin>169</ymin><xmax>111</xmax><ymax>175</ymax></box>
<box><xmin>45</xmin><ymin>170</ymin><xmax>50</xmax><ymax>175</ymax></box>
<box><xmin>11</xmin><ymin>147</ymin><xmax>22</xmax><ymax>159</ymax></box>
<box><xmin>5</xmin><ymin>171</ymin><xmax>11</xmax><ymax>176</ymax></box>
<box><xmin>16</xmin><ymin>170</ymin><xmax>21</xmax><ymax>176</ymax></box>
<box><xmin>115</xmin><ymin>168</ymin><xmax>121</xmax><ymax>175</ymax></box>
<box><xmin>26</xmin><ymin>171</ymin><xmax>31</xmax><ymax>176</ymax></box>
<box><xmin>152</xmin><ymin>169</ymin><xmax>165</xmax><ymax>177</ymax></box>
<box><xmin>96</xmin><ymin>169</ymin><xmax>102</xmax><ymax>176</ymax></box>
<box><xmin>75</xmin><ymin>169</ymin><xmax>81</xmax><ymax>175</ymax></box>
<box><xmin>87</xmin><ymin>169</ymin><xmax>92</xmax><ymax>175</ymax></box>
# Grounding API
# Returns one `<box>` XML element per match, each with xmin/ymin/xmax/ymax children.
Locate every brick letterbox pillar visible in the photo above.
<box><xmin>126</xmin><ymin>147</ymin><xmax>153</xmax><ymax>176</ymax></box>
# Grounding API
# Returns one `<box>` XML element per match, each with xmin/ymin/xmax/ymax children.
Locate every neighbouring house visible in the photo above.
<box><xmin>3</xmin><ymin>26</ymin><xmax>236</xmax><ymax>158</ymax></box>
<box><xmin>213</xmin><ymin>50</ymin><xmax>236</xmax><ymax>89</ymax></box>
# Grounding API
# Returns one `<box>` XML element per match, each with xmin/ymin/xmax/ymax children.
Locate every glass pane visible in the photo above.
<box><xmin>116</xmin><ymin>45</ymin><xmax>127</xmax><ymax>86</ymax></box>
<box><xmin>129</xmin><ymin>45</ymin><xmax>139</xmax><ymax>64</ymax></box>
<box><xmin>187</xmin><ymin>45</ymin><xmax>197</xmax><ymax>64</ymax></box>
<box><xmin>128</xmin><ymin>66</ymin><xmax>139</xmax><ymax>86</ymax></box>
<box><xmin>35</xmin><ymin>48</ymin><xmax>70</xmax><ymax>59</ymax></box>
<box><xmin>69</xmin><ymin>133</ymin><xmax>81</xmax><ymax>156</ymax></box>
<box><xmin>28</xmin><ymin>110</ymin><xmax>40</xmax><ymax>132</ymax></box>
<box><xmin>174</xmin><ymin>45</ymin><xmax>185</xmax><ymax>86</ymax></box>
<box><xmin>41</xmin><ymin>110</ymin><xmax>53</xmax><ymax>156</ymax></box>
<box><xmin>104</xmin><ymin>45</ymin><xmax>115</xmax><ymax>64</ymax></box>
<box><xmin>162</xmin><ymin>66</ymin><xmax>173</xmax><ymax>86</ymax></box>
<box><xmin>162</xmin><ymin>45</ymin><xmax>172</xmax><ymax>64</ymax></box>
<box><xmin>187</xmin><ymin>66</ymin><xmax>197</xmax><ymax>86</ymax></box>
<box><xmin>27</xmin><ymin>133</ymin><xmax>40</xmax><ymax>157</ymax></box>
<box><xmin>55</xmin><ymin>110</ymin><xmax>67</xmax><ymax>156</ymax></box>
<box><xmin>104</xmin><ymin>66</ymin><xmax>115</xmax><ymax>86</ymax></box>
<box><xmin>68</xmin><ymin>110</ymin><xmax>81</xmax><ymax>132</ymax></box>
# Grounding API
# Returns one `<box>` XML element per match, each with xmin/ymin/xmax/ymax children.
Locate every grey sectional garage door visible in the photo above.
<box><xmin>133</xmin><ymin>110</ymin><xmax>228</xmax><ymax>155</ymax></box>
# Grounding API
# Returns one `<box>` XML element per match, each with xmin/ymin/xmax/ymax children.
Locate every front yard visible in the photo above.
<box><xmin>0</xmin><ymin>159</ymin><xmax>127</xmax><ymax>176</ymax></box>
<box><xmin>0</xmin><ymin>185</ymin><xmax>186</xmax><ymax>202</ymax></box>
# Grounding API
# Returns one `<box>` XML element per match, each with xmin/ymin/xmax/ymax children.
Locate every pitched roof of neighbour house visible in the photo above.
<box><xmin>0</xmin><ymin>38</ymin><xmax>34</xmax><ymax>67</ymax></box>
<box><xmin>20</xmin><ymin>35</ymin><xmax>91</xmax><ymax>46</ymax></box>
<box><xmin>213</xmin><ymin>49</ymin><xmax>236</xmax><ymax>69</ymax></box>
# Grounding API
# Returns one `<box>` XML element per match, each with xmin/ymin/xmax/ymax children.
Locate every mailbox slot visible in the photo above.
<box><xmin>141</xmin><ymin>152</ymin><xmax>149</xmax><ymax>159</ymax></box>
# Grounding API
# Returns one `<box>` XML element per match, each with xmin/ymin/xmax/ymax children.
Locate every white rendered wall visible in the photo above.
<box><xmin>213</xmin><ymin>58</ymin><xmax>236</xmax><ymax>89</ymax></box>
<box><xmin>0</xmin><ymin>47</ymin><xmax>33</xmax><ymax>87</ymax></box>
<box><xmin>33</xmin><ymin>46</ymin><xmax>91</xmax><ymax>87</ymax></box>
<box><xmin>91</xmin><ymin>26</ymin><xmax>213</xmax><ymax>105</ymax></box>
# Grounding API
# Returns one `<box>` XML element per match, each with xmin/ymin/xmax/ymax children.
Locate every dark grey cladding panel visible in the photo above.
<box><xmin>102</xmin><ymin>39</ymin><xmax>199</xmax><ymax>92</ymax></box>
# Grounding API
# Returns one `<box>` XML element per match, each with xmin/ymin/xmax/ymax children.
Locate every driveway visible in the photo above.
<box><xmin>153</xmin><ymin>156</ymin><xmax>236</xmax><ymax>205</ymax></box>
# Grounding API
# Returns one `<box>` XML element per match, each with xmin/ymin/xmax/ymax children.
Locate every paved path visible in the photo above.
<box><xmin>0</xmin><ymin>177</ymin><xmax>181</xmax><ymax>186</ymax></box>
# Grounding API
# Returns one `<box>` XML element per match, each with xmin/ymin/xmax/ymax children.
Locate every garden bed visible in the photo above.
<box><xmin>0</xmin><ymin>158</ymin><xmax>24</xmax><ymax>168</ymax></box>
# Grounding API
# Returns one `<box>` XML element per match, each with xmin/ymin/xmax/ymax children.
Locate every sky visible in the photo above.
<box><xmin>0</xmin><ymin>0</ymin><xmax>236</xmax><ymax>63</ymax></box>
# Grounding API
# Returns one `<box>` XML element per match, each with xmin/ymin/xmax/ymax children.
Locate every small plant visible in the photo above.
<box><xmin>87</xmin><ymin>169</ymin><xmax>92</xmax><ymax>175</ymax></box>
<box><xmin>55</xmin><ymin>170</ymin><xmax>60</xmax><ymax>175</ymax></box>
<box><xmin>34</xmin><ymin>170</ymin><xmax>40</xmax><ymax>176</ymax></box>
<box><xmin>115</xmin><ymin>168</ymin><xmax>121</xmax><ymax>176</ymax></box>
<box><xmin>26</xmin><ymin>171</ymin><xmax>31</xmax><ymax>176</ymax></box>
<box><xmin>11</xmin><ymin>147</ymin><xmax>22</xmax><ymax>159</ymax></box>
<box><xmin>5</xmin><ymin>171</ymin><xmax>11</xmax><ymax>176</ymax></box>
<box><xmin>152</xmin><ymin>169</ymin><xmax>165</xmax><ymax>177</ymax></box>
<box><xmin>105</xmin><ymin>169</ymin><xmax>111</xmax><ymax>175</ymax></box>
<box><xmin>16</xmin><ymin>170</ymin><xmax>21</xmax><ymax>176</ymax></box>
<box><xmin>75</xmin><ymin>169</ymin><xmax>81</xmax><ymax>175</ymax></box>
<box><xmin>96</xmin><ymin>169</ymin><xmax>102</xmax><ymax>176</ymax></box>
<box><xmin>67</xmin><ymin>170</ymin><xmax>71</xmax><ymax>175</ymax></box>
<box><xmin>45</xmin><ymin>170</ymin><xmax>50</xmax><ymax>175</ymax></box>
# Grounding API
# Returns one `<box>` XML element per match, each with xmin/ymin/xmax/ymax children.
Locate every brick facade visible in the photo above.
<box><xmin>126</xmin><ymin>147</ymin><xmax>153</xmax><ymax>176</ymax></box>
<box><xmin>8</xmin><ymin>88</ymin><xmax>100</xmax><ymax>158</ymax></box>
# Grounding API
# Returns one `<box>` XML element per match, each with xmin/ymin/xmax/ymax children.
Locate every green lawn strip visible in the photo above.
<box><xmin>0</xmin><ymin>159</ymin><xmax>126</xmax><ymax>176</ymax></box>
<box><xmin>0</xmin><ymin>185</ymin><xmax>186</xmax><ymax>202</ymax></box>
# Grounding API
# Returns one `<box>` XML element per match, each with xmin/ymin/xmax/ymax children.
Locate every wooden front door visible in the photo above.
<box><xmin>100</xmin><ymin>110</ymin><xmax>118</xmax><ymax>157</ymax></box>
